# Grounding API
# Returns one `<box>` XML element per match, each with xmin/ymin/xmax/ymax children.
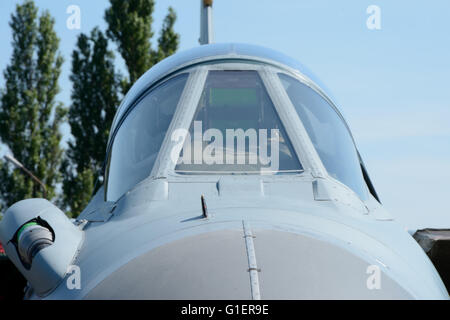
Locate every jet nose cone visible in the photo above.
<box><xmin>86</xmin><ymin>227</ymin><xmax>412</xmax><ymax>299</ymax></box>
<box><xmin>253</xmin><ymin>230</ymin><xmax>412</xmax><ymax>299</ymax></box>
<box><xmin>86</xmin><ymin>229</ymin><xmax>252</xmax><ymax>299</ymax></box>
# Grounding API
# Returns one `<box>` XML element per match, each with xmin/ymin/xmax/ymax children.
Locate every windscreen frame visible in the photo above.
<box><xmin>104</xmin><ymin>60</ymin><xmax>372</xmax><ymax>202</ymax></box>
<box><xmin>163</xmin><ymin>63</ymin><xmax>317</xmax><ymax>179</ymax></box>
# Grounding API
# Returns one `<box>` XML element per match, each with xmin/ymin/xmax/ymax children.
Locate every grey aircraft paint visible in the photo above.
<box><xmin>0</xmin><ymin>43</ymin><xmax>448</xmax><ymax>300</ymax></box>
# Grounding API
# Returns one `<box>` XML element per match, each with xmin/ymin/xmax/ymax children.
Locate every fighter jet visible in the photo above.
<box><xmin>0</xmin><ymin>1</ymin><xmax>449</xmax><ymax>300</ymax></box>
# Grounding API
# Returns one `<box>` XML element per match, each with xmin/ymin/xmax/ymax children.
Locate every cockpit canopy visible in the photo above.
<box><xmin>105</xmin><ymin>44</ymin><xmax>369</xmax><ymax>203</ymax></box>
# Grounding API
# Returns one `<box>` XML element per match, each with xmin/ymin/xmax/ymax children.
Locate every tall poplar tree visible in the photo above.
<box><xmin>0</xmin><ymin>0</ymin><xmax>65</xmax><ymax>211</ymax></box>
<box><xmin>105</xmin><ymin>0</ymin><xmax>180</xmax><ymax>92</ymax></box>
<box><xmin>153</xmin><ymin>7</ymin><xmax>179</xmax><ymax>64</ymax></box>
<box><xmin>62</xmin><ymin>28</ymin><xmax>122</xmax><ymax>217</ymax></box>
<box><xmin>63</xmin><ymin>0</ymin><xmax>180</xmax><ymax>216</ymax></box>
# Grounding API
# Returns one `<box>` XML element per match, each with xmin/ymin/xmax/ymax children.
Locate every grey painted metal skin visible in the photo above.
<box><xmin>1</xmin><ymin>43</ymin><xmax>448</xmax><ymax>299</ymax></box>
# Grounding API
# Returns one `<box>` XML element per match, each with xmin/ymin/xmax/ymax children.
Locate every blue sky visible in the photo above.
<box><xmin>0</xmin><ymin>0</ymin><xmax>449</xmax><ymax>229</ymax></box>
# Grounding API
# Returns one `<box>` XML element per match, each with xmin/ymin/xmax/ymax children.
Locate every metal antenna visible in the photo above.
<box><xmin>4</xmin><ymin>154</ymin><xmax>47</xmax><ymax>199</ymax></box>
<box><xmin>201</xmin><ymin>195</ymin><xmax>209</xmax><ymax>218</ymax></box>
<box><xmin>199</xmin><ymin>0</ymin><xmax>214</xmax><ymax>45</ymax></box>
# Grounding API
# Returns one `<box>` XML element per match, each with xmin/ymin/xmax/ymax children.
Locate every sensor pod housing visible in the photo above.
<box><xmin>0</xmin><ymin>199</ymin><xmax>83</xmax><ymax>296</ymax></box>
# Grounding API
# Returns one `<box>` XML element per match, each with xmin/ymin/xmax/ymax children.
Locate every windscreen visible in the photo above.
<box><xmin>106</xmin><ymin>73</ymin><xmax>188</xmax><ymax>201</ymax></box>
<box><xmin>279</xmin><ymin>73</ymin><xmax>368</xmax><ymax>199</ymax></box>
<box><xmin>174</xmin><ymin>70</ymin><xmax>303</xmax><ymax>175</ymax></box>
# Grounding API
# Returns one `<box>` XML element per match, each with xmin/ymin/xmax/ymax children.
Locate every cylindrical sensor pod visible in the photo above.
<box><xmin>0</xmin><ymin>199</ymin><xmax>83</xmax><ymax>296</ymax></box>
<box><xmin>17</xmin><ymin>222</ymin><xmax>53</xmax><ymax>266</ymax></box>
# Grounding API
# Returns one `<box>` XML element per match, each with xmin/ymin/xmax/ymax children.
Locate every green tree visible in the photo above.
<box><xmin>105</xmin><ymin>0</ymin><xmax>180</xmax><ymax>91</ymax></box>
<box><xmin>63</xmin><ymin>1</ymin><xmax>180</xmax><ymax>216</ymax></box>
<box><xmin>0</xmin><ymin>0</ymin><xmax>65</xmax><ymax>211</ymax></box>
<box><xmin>62</xmin><ymin>28</ymin><xmax>122</xmax><ymax>217</ymax></box>
<box><xmin>153</xmin><ymin>7</ymin><xmax>180</xmax><ymax>64</ymax></box>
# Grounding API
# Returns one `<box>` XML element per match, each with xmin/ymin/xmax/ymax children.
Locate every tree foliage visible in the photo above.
<box><xmin>62</xmin><ymin>28</ymin><xmax>122</xmax><ymax>217</ymax></box>
<box><xmin>63</xmin><ymin>1</ymin><xmax>180</xmax><ymax>216</ymax></box>
<box><xmin>0</xmin><ymin>0</ymin><xmax>181</xmax><ymax>216</ymax></box>
<box><xmin>105</xmin><ymin>0</ymin><xmax>180</xmax><ymax>91</ymax></box>
<box><xmin>154</xmin><ymin>7</ymin><xmax>180</xmax><ymax>64</ymax></box>
<box><xmin>0</xmin><ymin>0</ymin><xmax>65</xmax><ymax>211</ymax></box>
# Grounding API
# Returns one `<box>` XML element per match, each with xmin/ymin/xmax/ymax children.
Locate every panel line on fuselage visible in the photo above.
<box><xmin>242</xmin><ymin>220</ymin><xmax>261</xmax><ymax>300</ymax></box>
